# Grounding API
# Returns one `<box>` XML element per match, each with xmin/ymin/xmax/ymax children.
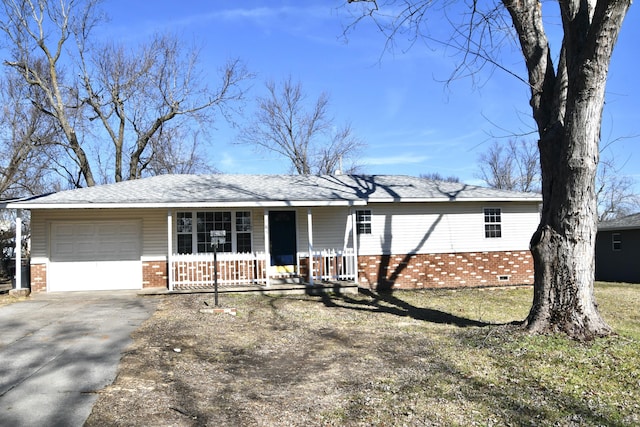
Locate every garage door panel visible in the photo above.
<box><xmin>49</xmin><ymin>260</ymin><xmax>141</xmax><ymax>291</ymax></box>
<box><xmin>49</xmin><ymin>220</ymin><xmax>142</xmax><ymax>291</ymax></box>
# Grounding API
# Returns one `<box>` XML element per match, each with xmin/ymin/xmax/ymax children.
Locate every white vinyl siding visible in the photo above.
<box><xmin>357</xmin><ymin>202</ymin><xmax>539</xmax><ymax>256</ymax></box>
<box><xmin>30</xmin><ymin>201</ymin><xmax>539</xmax><ymax>264</ymax></box>
<box><xmin>304</xmin><ymin>207</ymin><xmax>353</xmax><ymax>250</ymax></box>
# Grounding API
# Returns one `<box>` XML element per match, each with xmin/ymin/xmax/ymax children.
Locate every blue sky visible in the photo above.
<box><xmin>101</xmin><ymin>1</ymin><xmax>639</xmax><ymax>186</ymax></box>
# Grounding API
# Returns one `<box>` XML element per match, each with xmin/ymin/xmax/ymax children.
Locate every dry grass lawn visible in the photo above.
<box><xmin>81</xmin><ymin>283</ymin><xmax>640</xmax><ymax>426</ymax></box>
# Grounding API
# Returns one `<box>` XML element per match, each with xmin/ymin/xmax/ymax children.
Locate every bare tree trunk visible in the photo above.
<box><xmin>527</xmin><ymin>127</ymin><xmax>610</xmax><ymax>339</ymax></box>
<box><xmin>514</xmin><ymin>0</ymin><xmax>630</xmax><ymax>339</ymax></box>
<box><xmin>345</xmin><ymin>0</ymin><xmax>630</xmax><ymax>339</ymax></box>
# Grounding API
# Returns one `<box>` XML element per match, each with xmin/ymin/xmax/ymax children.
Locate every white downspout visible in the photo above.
<box><xmin>307</xmin><ymin>208</ymin><xmax>314</xmax><ymax>286</ymax></box>
<box><xmin>15</xmin><ymin>209</ymin><xmax>22</xmax><ymax>290</ymax></box>
<box><xmin>167</xmin><ymin>210</ymin><xmax>174</xmax><ymax>291</ymax></box>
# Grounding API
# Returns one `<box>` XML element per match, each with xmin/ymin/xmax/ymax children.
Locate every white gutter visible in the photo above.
<box><xmin>6</xmin><ymin>196</ymin><xmax>543</xmax><ymax>210</ymax></box>
<box><xmin>6</xmin><ymin>200</ymin><xmax>368</xmax><ymax>209</ymax></box>
<box><xmin>364</xmin><ymin>197</ymin><xmax>543</xmax><ymax>203</ymax></box>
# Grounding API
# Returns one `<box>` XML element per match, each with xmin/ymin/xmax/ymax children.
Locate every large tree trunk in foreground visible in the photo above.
<box><xmin>527</xmin><ymin>120</ymin><xmax>611</xmax><ymax>339</ymax></box>
<box><xmin>345</xmin><ymin>0</ymin><xmax>631</xmax><ymax>339</ymax></box>
<box><xmin>505</xmin><ymin>0</ymin><xmax>631</xmax><ymax>339</ymax></box>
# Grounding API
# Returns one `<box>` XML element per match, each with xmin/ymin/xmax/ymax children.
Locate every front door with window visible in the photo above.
<box><xmin>269</xmin><ymin>210</ymin><xmax>297</xmax><ymax>273</ymax></box>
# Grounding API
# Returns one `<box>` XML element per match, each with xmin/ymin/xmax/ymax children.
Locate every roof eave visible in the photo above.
<box><xmin>598</xmin><ymin>225</ymin><xmax>640</xmax><ymax>231</ymax></box>
<box><xmin>8</xmin><ymin>199</ymin><xmax>368</xmax><ymax>209</ymax></box>
<box><xmin>366</xmin><ymin>197</ymin><xmax>542</xmax><ymax>203</ymax></box>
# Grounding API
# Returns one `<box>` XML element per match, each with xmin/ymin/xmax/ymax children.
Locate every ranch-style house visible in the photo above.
<box><xmin>6</xmin><ymin>174</ymin><xmax>542</xmax><ymax>293</ymax></box>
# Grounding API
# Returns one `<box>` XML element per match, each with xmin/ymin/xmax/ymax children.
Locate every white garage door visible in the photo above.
<box><xmin>48</xmin><ymin>220</ymin><xmax>142</xmax><ymax>291</ymax></box>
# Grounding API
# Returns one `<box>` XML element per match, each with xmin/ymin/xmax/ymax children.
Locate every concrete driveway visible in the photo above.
<box><xmin>0</xmin><ymin>291</ymin><xmax>160</xmax><ymax>426</ymax></box>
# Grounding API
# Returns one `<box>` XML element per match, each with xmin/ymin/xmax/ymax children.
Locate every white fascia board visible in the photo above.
<box><xmin>366</xmin><ymin>197</ymin><xmax>542</xmax><ymax>203</ymax></box>
<box><xmin>9</xmin><ymin>200</ymin><xmax>368</xmax><ymax>209</ymax></box>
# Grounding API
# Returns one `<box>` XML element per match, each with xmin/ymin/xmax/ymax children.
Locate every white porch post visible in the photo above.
<box><xmin>307</xmin><ymin>208</ymin><xmax>314</xmax><ymax>286</ymax></box>
<box><xmin>167</xmin><ymin>210</ymin><xmax>174</xmax><ymax>291</ymax></box>
<box><xmin>351</xmin><ymin>208</ymin><xmax>359</xmax><ymax>285</ymax></box>
<box><xmin>263</xmin><ymin>209</ymin><xmax>270</xmax><ymax>287</ymax></box>
<box><xmin>15</xmin><ymin>209</ymin><xmax>22</xmax><ymax>290</ymax></box>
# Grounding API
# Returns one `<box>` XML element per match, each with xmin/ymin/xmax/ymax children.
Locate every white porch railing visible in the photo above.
<box><xmin>303</xmin><ymin>248</ymin><xmax>357</xmax><ymax>282</ymax></box>
<box><xmin>170</xmin><ymin>248</ymin><xmax>357</xmax><ymax>290</ymax></box>
<box><xmin>172</xmin><ymin>252</ymin><xmax>268</xmax><ymax>289</ymax></box>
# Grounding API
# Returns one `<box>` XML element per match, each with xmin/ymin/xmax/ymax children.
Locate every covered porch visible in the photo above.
<box><xmin>166</xmin><ymin>207</ymin><xmax>360</xmax><ymax>291</ymax></box>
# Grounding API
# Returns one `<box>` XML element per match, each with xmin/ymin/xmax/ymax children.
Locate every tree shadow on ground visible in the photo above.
<box><xmin>317</xmin><ymin>287</ymin><xmax>498</xmax><ymax>328</ymax></box>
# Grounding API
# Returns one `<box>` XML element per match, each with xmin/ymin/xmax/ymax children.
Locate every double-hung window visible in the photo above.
<box><xmin>176</xmin><ymin>212</ymin><xmax>194</xmax><ymax>254</ymax></box>
<box><xmin>176</xmin><ymin>211</ymin><xmax>252</xmax><ymax>254</ymax></box>
<box><xmin>356</xmin><ymin>209</ymin><xmax>372</xmax><ymax>235</ymax></box>
<box><xmin>612</xmin><ymin>233</ymin><xmax>622</xmax><ymax>251</ymax></box>
<box><xmin>236</xmin><ymin>211</ymin><xmax>252</xmax><ymax>253</ymax></box>
<box><xmin>484</xmin><ymin>208</ymin><xmax>502</xmax><ymax>238</ymax></box>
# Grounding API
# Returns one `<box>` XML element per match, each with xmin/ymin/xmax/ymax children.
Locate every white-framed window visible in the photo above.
<box><xmin>236</xmin><ymin>211</ymin><xmax>252</xmax><ymax>253</ymax></box>
<box><xmin>356</xmin><ymin>209</ymin><xmax>372</xmax><ymax>235</ymax></box>
<box><xmin>176</xmin><ymin>212</ymin><xmax>194</xmax><ymax>254</ymax></box>
<box><xmin>612</xmin><ymin>233</ymin><xmax>622</xmax><ymax>251</ymax></box>
<box><xmin>176</xmin><ymin>211</ymin><xmax>252</xmax><ymax>254</ymax></box>
<box><xmin>484</xmin><ymin>207</ymin><xmax>502</xmax><ymax>238</ymax></box>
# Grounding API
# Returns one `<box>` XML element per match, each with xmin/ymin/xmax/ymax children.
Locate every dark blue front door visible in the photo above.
<box><xmin>269</xmin><ymin>211</ymin><xmax>297</xmax><ymax>267</ymax></box>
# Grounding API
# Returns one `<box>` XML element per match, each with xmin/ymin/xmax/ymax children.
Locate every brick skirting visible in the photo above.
<box><xmin>358</xmin><ymin>250</ymin><xmax>534</xmax><ymax>290</ymax></box>
<box><xmin>30</xmin><ymin>264</ymin><xmax>47</xmax><ymax>293</ymax></box>
<box><xmin>30</xmin><ymin>251</ymin><xmax>532</xmax><ymax>292</ymax></box>
<box><xmin>142</xmin><ymin>261</ymin><xmax>168</xmax><ymax>289</ymax></box>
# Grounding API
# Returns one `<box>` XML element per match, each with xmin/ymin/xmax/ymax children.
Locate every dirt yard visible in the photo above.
<box><xmin>84</xmin><ymin>286</ymin><xmax>640</xmax><ymax>426</ymax></box>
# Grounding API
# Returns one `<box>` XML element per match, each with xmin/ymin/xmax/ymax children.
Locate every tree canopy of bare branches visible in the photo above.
<box><xmin>0</xmin><ymin>71</ymin><xmax>55</xmax><ymax>198</ymax></box>
<box><xmin>0</xmin><ymin>0</ymin><xmax>252</xmax><ymax>187</ymax></box>
<box><xmin>476</xmin><ymin>140</ymin><xmax>541</xmax><ymax>193</ymax></box>
<box><xmin>477</xmin><ymin>139</ymin><xmax>639</xmax><ymax>220</ymax></box>
<box><xmin>596</xmin><ymin>155</ymin><xmax>640</xmax><ymax>221</ymax></box>
<box><xmin>237</xmin><ymin>76</ymin><xmax>363</xmax><ymax>175</ymax></box>
<box><xmin>420</xmin><ymin>172</ymin><xmax>460</xmax><ymax>183</ymax></box>
<box><xmin>346</xmin><ymin>0</ymin><xmax>632</xmax><ymax>340</ymax></box>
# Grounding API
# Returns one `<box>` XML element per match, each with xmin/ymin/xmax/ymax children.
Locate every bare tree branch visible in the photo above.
<box><xmin>238</xmin><ymin>76</ymin><xmax>364</xmax><ymax>175</ymax></box>
<box><xmin>0</xmin><ymin>0</ymin><xmax>252</xmax><ymax>186</ymax></box>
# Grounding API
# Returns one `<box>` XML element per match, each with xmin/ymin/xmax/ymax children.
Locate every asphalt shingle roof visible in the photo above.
<box><xmin>11</xmin><ymin>174</ymin><xmax>541</xmax><ymax>208</ymax></box>
<box><xmin>598</xmin><ymin>213</ymin><xmax>640</xmax><ymax>230</ymax></box>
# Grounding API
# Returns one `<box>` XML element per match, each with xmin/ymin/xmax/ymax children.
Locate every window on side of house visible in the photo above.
<box><xmin>484</xmin><ymin>207</ymin><xmax>502</xmax><ymax>238</ymax></box>
<box><xmin>612</xmin><ymin>233</ymin><xmax>622</xmax><ymax>251</ymax></box>
<box><xmin>176</xmin><ymin>211</ymin><xmax>252</xmax><ymax>254</ymax></box>
<box><xmin>356</xmin><ymin>209</ymin><xmax>372</xmax><ymax>235</ymax></box>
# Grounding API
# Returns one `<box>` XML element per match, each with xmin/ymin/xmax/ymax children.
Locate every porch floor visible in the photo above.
<box><xmin>138</xmin><ymin>280</ymin><xmax>359</xmax><ymax>297</ymax></box>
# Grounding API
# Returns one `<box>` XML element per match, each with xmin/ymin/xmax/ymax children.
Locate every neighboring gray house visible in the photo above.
<box><xmin>7</xmin><ymin>174</ymin><xmax>541</xmax><ymax>293</ymax></box>
<box><xmin>596</xmin><ymin>213</ymin><xmax>640</xmax><ymax>283</ymax></box>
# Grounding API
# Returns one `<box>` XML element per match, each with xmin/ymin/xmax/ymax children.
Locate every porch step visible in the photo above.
<box><xmin>269</xmin><ymin>276</ymin><xmax>303</xmax><ymax>285</ymax></box>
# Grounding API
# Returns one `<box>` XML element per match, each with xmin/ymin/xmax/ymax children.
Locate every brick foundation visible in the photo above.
<box><xmin>358</xmin><ymin>250</ymin><xmax>534</xmax><ymax>290</ymax></box>
<box><xmin>142</xmin><ymin>261</ymin><xmax>168</xmax><ymax>289</ymax></box>
<box><xmin>30</xmin><ymin>264</ymin><xmax>47</xmax><ymax>293</ymax></box>
<box><xmin>31</xmin><ymin>251</ymin><xmax>532</xmax><ymax>292</ymax></box>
